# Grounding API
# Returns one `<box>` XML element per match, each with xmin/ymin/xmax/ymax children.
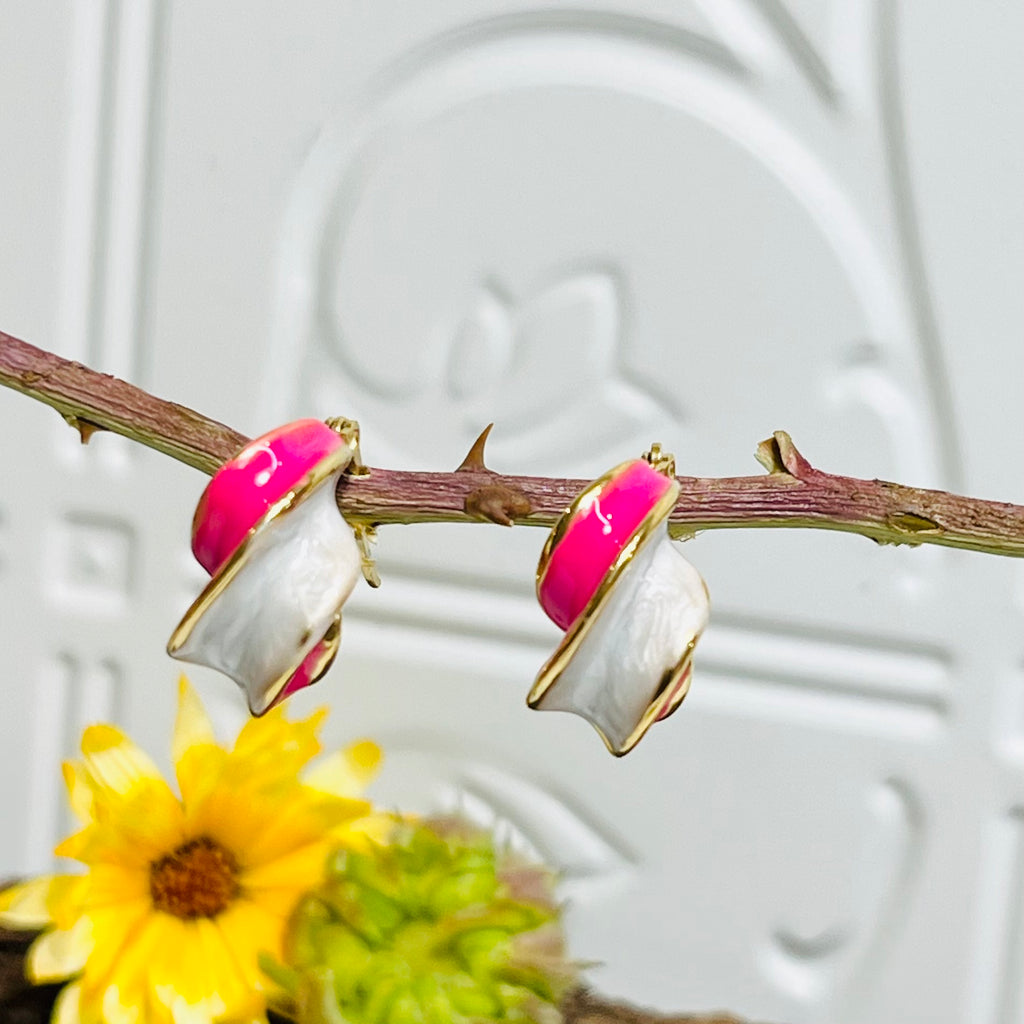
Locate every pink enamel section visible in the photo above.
<box><xmin>191</xmin><ymin>419</ymin><xmax>343</xmax><ymax>575</ymax></box>
<box><xmin>539</xmin><ymin>459</ymin><xmax>674</xmax><ymax>631</ymax></box>
<box><xmin>268</xmin><ymin>640</ymin><xmax>329</xmax><ymax>709</ymax></box>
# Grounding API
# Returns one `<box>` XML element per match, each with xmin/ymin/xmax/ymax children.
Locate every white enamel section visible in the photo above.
<box><xmin>171</xmin><ymin>478</ymin><xmax>361</xmax><ymax>711</ymax></box>
<box><xmin>537</xmin><ymin>530</ymin><xmax>709</xmax><ymax>751</ymax></box>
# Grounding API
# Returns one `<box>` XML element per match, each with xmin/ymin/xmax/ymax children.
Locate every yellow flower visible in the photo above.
<box><xmin>0</xmin><ymin>676</ymin><xmax>383</xmax><ymax>1024</ymax></box>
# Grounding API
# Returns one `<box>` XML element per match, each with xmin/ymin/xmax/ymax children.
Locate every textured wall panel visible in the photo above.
<box><xmin>0</xmin><ymin>3</ymin><xmax>1021</xmax><ymax>1023</ymax></box>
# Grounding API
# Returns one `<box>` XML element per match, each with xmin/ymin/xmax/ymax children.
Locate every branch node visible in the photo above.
<box><xmin>456</xmin><ymin>423</ymin><xmax>495</xmax><ymax>473</ymax></box>
<box><xmin>464</xmin><ymin>482</ymin><xmax>532</xmax><ymax>527</ymax></box>
<box><xmin>886</xmin><ymin>511</ymin><xmax>943</xmax><ymax>535</ymax></box>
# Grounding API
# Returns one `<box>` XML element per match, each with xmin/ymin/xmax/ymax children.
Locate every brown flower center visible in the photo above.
<box><xmin>149</xmin><ymin>837</ymin><xmax>241</xmax><ymax>919</ymax></box>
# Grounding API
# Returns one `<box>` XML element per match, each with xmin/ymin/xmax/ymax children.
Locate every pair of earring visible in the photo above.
<box><xmin>168</xmin><ymin>420</ymin><xmax>709</xmax><ymax>755</ymax></box>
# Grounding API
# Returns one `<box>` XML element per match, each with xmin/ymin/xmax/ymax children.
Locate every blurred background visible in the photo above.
<box><xmin>0</xmin><ymin>3</ymin><xmax>1021</xmax><ymax>1021</ymax></box>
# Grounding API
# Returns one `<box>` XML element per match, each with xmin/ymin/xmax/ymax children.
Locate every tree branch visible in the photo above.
<box><xmin>0</xmin><ymin>330</ymin><xmax>246</xmax><ymax>474</ymax></box>
<box><xmin>3</xmin><ymin>328</ymin><xmax>1023</xmax><ymax>557</ymax></box>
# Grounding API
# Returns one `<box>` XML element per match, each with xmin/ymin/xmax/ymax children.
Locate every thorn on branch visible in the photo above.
<box><xmin>754</xmin><ymin>430</ymin><xmax>814</xmax><ymax>479</ymax></box>
<box><xmin>456</xmin><ymin>423</ymin><xmax>495</xmax><ymax>473</ymax></box>
<box><xmin>61</xmin><ymin>413</ymin><xmax>107</xmax><ymax>444</ymax></box>
<box><xmin>456</xmin><ymin>424</ymin><xmax>532</xmax><ymax>525</ymax></box>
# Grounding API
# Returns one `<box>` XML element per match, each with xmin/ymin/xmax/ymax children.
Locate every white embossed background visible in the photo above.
<box><xmin>0</xmin><ymin>4</ymin><xmax>1021</xmax><ymax>1022</ymax></box>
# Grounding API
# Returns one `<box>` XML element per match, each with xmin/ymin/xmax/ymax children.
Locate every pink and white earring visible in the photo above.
<box><xmin>167</xmin><ymin>418</ymin><xmax>371</xmax><ymax>715</ymax></box>
<box><xmin>530</xmin><ymin>447</ymin><xmax>709</xmax><ymax>755</ymax></box>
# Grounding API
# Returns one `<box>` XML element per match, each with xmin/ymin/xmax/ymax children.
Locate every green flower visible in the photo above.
<box><xmin>264</xmin><ymin>818</ymin><xmax>578</xmax><ymax>1024</ymax></box>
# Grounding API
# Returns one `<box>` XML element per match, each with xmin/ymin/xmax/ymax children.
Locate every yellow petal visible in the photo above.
<box><xmin>215</xmin><ymin>899</ymin><xmax>287</xmax><ymax>988</ymax></box>
<box><xmin>53</xmin><ymin>981</ymin><xmax>83</xmax><ymax>1024</ymax></box>
<box><xmin>63</xmin><ymin>761</ymin><xmax>95</xmax><ymax>822</ymax></box>
<box><xmin>80</xmin><ymin>897</ymin><xmax>152</xmax><ymax>1000</ymax></box>
<box><xmin>242</xmin><ymin>841</ymin><xmax>332</xmax><ymax>898</ymax></box>
<box><xmin>176</xmin><ymin>742</ymin><xmax>228</xmax><ymax>811</ymax></box>
<box><xmin>195</xmin><ymin>916</ymin><xmax>261</xmax><ymax>1015</ymax></box>
<box><xmin>156</xmin><ymin>987</ymin><xmax>225</xmax><ymax>1024</ymax></box>
<box><xmin>303</xmin><ymin>740</ymin><xmax>381</xmax><ymax>797</ymax></box>
<box><xmin>184</xmin><ymin>787</ymin><xmax>283</xmax><ymax>860</ymax></box>
<box><xmin>85</xmin><ymin>912</ymin><xmax>174</xmax><ymax>1019</ymax></box>
<box><xmin>47</xmin><ymin>874</ymin><xmax>90</xmax><ymax>930</ymax></box>
<box><xmin>80</xmin><ymin>724</ymin><xmax>164</xmax><ymax>799</ymax></box>
<box><xmin>331</xmin><ymin>811</ymin><xmax>401</xmax><ymax>850</ymax></box>
<box><xmin>172</xmin><ymin>677</ymin><xmax>216</xmax><ymax>758</ymax></box>
<box><xmin>27</xmin><ymin>914</ymin><xmax>93</xmax><ymax>982</ymax></box>
<box><xmin>240</xmin><ymin>792</ymin><xmax>371</xmax><ymax>867</ymax></box>
<box><xmin>61</xmin><ymin>782</ymin><xmax>185</xmax><ymax>867</ymax></box>
<box><xmin>54</xmin><ymin>826</ymin><xmax>94</xmax><ymax>862</ymax></box>
<box><xmin>148</xmin><ymin>917</ymin><xmax>252</xmax><ymax>1023</ymax></box>
<box><xmin>87</xmin><ymin>863</ymin><xmax>150</xmax><ymax>908</ymax></box>
<box><xmin>172</xmin><ymin>676</ymin><xmax>224</xmax><ymax>806</ymax></box>
<box><xmin>0</xmin><ymin>876</ymin><xmax>57</xmax><ymax>927</ymax></box>
<box><xmin>230</xmin><ymin>707</ymin><xmax>327</xmax><ymax>784</ymax></box>
<box><xmin>101</xmin><ymin>983</ymin><xmax>144</xmax><ymax>1024</ymax></box>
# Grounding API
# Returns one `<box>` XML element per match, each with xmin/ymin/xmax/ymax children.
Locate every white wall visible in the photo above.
<box><xmin>0</xmin><ymin>4</ymin><xmax>1021</xmax><ymax>1021</ymax></box>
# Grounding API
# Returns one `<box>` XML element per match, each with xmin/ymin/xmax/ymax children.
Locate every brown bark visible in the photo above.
<box><xmin>3</xmin><ymin>328</ymin><xmax>1022</xmax><ymax>558</ymax></box>
<box><xmin>0</xmin><ymin>329</ymin><xmax>246</xmax><ymax>474</ymax></box>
